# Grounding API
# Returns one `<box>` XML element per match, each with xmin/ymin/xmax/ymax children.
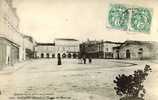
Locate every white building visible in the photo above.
<box><xmin>0</xmin><ymin>0</ymin><xmax>23</xmax><ymax>68</ymax></box>
<box><xmin>80</xmin><ymin>40</ymin><xmax>121</xmax><ymax>59</ymax></box>
<box><xmin>54</xmin><ymin>38</ymin><xmax>80</xmax><ymax>58</ymax></box>
<box><xmin>35</xmin><ymin>43</ymin><xmax>56</xmax><ymax>58</ymax></box>
<box><xmin>103</xmin><ymin>41</ymin><xmax>122</xmax><ymax>59</ymax></box>
<box><xmin>113</xmin><ymin>40</ymin><xmax>158</xmax><ymax>60</ymax></box>
<box><xmin>0</xmin><ymin>0</ymin><xmax>36</xmax><ymax>68</ymax></box>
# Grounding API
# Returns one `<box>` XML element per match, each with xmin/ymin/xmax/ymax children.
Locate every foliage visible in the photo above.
<box><xmin>113</xmin><ymin>65</ymin><xmax>152</xmax><ymax>99</ymax></box>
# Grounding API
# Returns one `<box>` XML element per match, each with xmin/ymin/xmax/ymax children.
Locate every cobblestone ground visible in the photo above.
<box><xmin>0</xmin><ymin>59</ymin><xmax>158</xmax><ymax>100</ymax></box>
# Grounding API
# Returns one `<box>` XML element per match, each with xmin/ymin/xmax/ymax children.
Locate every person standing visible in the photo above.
<box><xmin>88</xmin><ymin>56</ymin><xmax>92</xmax><ymax>64</ymax></box>
<box><xmin>83</xmin><ymin>55</ymin><xmax>86</xmax><ymax>64</ymax></box>
<box><xmin>57</xmin><ymin>53</ymin><xmax>62</xmax><ymax>65</ymax></box>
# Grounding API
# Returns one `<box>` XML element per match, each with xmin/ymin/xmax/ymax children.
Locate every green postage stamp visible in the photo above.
<box><xmin>108</xmin><ymin>4</ymin><xmax>152</xmax><ymax>33</ymax></box>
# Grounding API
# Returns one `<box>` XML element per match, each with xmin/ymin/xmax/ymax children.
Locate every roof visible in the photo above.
<box><xmin>23</xmin><ymin>34</ymin><xmax>32</xmax><ymax>38</ymax></box>
<box><xmin>112</xmin><ymin>40</ymin><xmax>158</xmax><ymax>50</ymax></box>
<box><xmin>117</xmin><ymin>40</ymin><xmax>157</xmax><ymax>49</ymax></box>
<box><xmin>84</xmin><ymin>40</ymin><xmax>100</xmax><ymax>44</ymax></box>
<box><xmin>113</xmin><ymin>46</ymin><xmax>121</xmax><ymax>49</ymax></box>
<box><xmin>37</xmin><ymin>43</ymin><xmax>55</xmax><ymax>46</ymax></box>
<box><xmin>55</xmin><ymin>38</ymin><xmax>79</xmax><ymax>41</ymax></box>
<box><xmin>103</xmin><ymin>41</ymin><xmax>123</xmax><ymax>44</ymax></box>
<box><xmin>123</xmin><ymin>40</ymin><xmax>153</xmax><ymax>46</ymax></box>
<box><xmin>23</xmin><ymin>35</ymin><xmax>34</xmax><ymax>43</ymax></box>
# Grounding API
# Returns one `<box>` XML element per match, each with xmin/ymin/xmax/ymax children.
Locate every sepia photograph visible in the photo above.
<box><xmin>0</xmin><ymin>0</ymin><xmax>158</xmax><ymax>100</ymax></box>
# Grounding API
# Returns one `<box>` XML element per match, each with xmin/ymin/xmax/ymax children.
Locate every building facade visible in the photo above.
<box><xmin>80</xmin><ymin>40</ymin><xmax>122</xmax><ymax>59</ymax></box>
<box><xmin>103</xmin><ymin>41</ymin><xmax>122</xmax><ymax>59</ymax></box>
<box><xmin>54</xmin><ymin>38</ymin><xmax>80</xmax><ymax>58</ymax></box>
<box><xmin>35</xmin><ymin>43</ymin><xmax>56</xmax><ymax>59</ymax></box>
<box><xmin>0</xmin><ymin>0</ymin><xmax>36</xmax><ymax>69</ymax></box>
<box><xmin>0</xmin><ymin>0</ymin><xmax>23</xmax><ymax>68</ymax></box>
<box><xmin>23</xmin><ymin>35</ymin><xmax>36</xmax><ymax>60</ymax></box>
<box><xmin>113</xmin><ymin>40</ymin><xmax>158</xmax><ymax>60</ymax></box>
<box><xmin>80</xmin><ymin>40</ymin><xmax>103</xmax><ymax>58</ymax></box>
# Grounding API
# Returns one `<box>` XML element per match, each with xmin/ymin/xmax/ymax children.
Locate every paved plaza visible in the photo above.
<box><xmin>0</xmin><ymin>59</ymin><xmax>158</xmax><ymax>100</ymax></box>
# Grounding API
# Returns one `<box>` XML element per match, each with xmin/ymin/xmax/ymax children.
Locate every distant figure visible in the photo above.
<box><xmin>57</xmin><ymin>53</ymin><xmax>62</xmax><ymax>65</ymax></box>
<box><xmin>83</xmin><ymin>55</ymin><xmax>86</xmax><ymax>64</ymax></box>
<box><xmin>88</xmin><ymin>56</ymin><xmax>92</xmax><ymax>64</ymax></box>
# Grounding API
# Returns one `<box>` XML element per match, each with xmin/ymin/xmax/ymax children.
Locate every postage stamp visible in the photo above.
<box><xmin>107</xmin><ymin>4</ymin><xmax>153</xmax><ymax>33</ymax></box>
<box><xmin>108</xmin><ymin>4</ymin><xmax>129</xmax><ymax>31</ymax></box>
<box><xmin>130</xmin><ymin>7</ymin><xmax>152</xmax><ymax>33</ymax></box>
<box><xmin>108</xmin><ymin>4</ymin><xmax>129</xmax><ymax>30</ymax></box>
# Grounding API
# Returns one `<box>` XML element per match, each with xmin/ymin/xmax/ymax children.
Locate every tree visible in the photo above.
<box><xmin>113</xmin><ymin>65</ymin><xmax>152</xmax><ymax>100</ymax></box>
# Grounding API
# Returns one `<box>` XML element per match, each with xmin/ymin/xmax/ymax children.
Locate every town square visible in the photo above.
<box><xmin>0</xmin><ymin>59</ymin><xmax>158</xmax><ymax>100</ymax></box>
<box><xmin>1</xmin><ymin>0</ymin><xmax>158</xmax><ymax>100</ymax></box>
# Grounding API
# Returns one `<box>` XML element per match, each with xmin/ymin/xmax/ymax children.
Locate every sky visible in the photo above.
<box><xmin>13</xmin><ymin>0</ymin><xmax>158</xmax><ymax>43</ymax></box>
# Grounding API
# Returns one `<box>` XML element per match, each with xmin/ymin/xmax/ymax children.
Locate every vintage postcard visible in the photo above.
<box><xmin>0</xmin><ymin>0</ymin><xmax>158</xmax><ymax>100</ymax></box>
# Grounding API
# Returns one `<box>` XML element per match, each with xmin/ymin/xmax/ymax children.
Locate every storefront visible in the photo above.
<box><xmin>0</xmin><ymin>37</ymin><xmax>19</xmax><ymax>69</ymax></box>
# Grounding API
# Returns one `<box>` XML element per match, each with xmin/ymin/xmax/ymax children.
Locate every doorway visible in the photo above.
<box><xmin>126</xmin><ymin>49</ymin><xmax>131</xmax><ymax>59</ymax></box>
<box><xmin>138</xmin><ymin>48</ymin><xmax>143</xmax><ymax>60</ymax></box>
<box><xmin>41</xmin><ymin>53</ymin><xmax>44</xmax><ymax>58</ymax></box>
<box><xmin>46</xmin><ymin>53</ymin><xmax>49</xmax><ymax>58</ymax></box>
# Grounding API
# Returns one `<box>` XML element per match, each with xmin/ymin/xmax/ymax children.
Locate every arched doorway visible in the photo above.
<box><xmin>73</xmin><ymin>53</ymin><xmax>77</xmax><ymax>59</ymax></box>
<box><xmin>62</xmin><ymin>53</ymin><xmax>66</xmax><ymax>58</ymax></box>
<box><xmin>126</xmin><ymin>49</ymin><xmax>131</xmax><ymax>59</ymax></box>
<box><xmin>68</xmin><ymin>53</ymin><xmax>71</xmax><ymax>58</ymax></box>
<box><xmin>116</xmin><ymin>50</ymin><xmax>119</xmax><ymax>59</ymax></box>
<box><xmin>46</xmin><ymin>53</ymin><xmax>49</xmax><ymax>58</ymax></box>
<box><xmin>52</xmin><ymin>54</ymin><xmax>55</xmax><ymax>58</ymax></box>
<box><xmin>138</xmin><ymin>48</ymin><xmax>143</xmax><ymax>60</ymax></box>
<box><xmin>41</xmin><ymin>53</ymin><xmax>44</xmax><ymax>58</ymax></box>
